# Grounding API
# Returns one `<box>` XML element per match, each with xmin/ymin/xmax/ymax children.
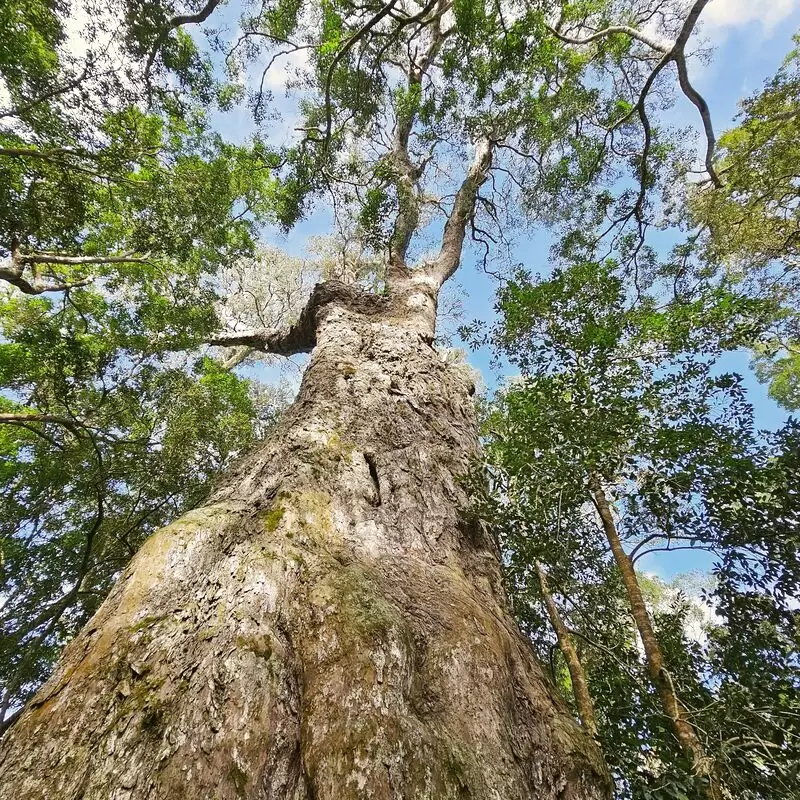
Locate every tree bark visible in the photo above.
<box><xmin>536</xmin><ymin>563</ymin><xmax>599</xmax><ymax>739</ymax></box>
<box><xmin>0</xmin><ymin>281</ymin><xmax>610</xmax><ymax>799</ymax></box>
<box><xmin>589</xmin><ymin>477</ymin><xmax>719</xmax><ymax>800</ymax></box>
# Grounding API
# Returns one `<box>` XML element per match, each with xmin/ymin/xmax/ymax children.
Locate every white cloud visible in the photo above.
<box><xmin>261</xmin><ymin>47</ymin><xmax>311</xmax><ymax>91</ymax></box>
<box><xmin>704</xmin><ymin>0</ymin><xmax>799</xmax><ymax>31</ymax></box>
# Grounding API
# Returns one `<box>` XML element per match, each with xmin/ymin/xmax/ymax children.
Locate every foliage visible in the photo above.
<box><xmin>691</xmin><ymin>40</ymin><xmax>800</xmax><ymax>276</ymax></box>
<box><xmin>204</xmin><ymin>0</ymin><xmax>721</xmax><ymax>275</ymax></box>
<box><xmin>0</xmin><ymin>280</ymin><xmax>292</xmax><ymax>723</ymax></box>
<box><xmin>473</xmin><ymin>258</ymin><xmax>800</xmax><ymax>797</ymax></box>
<box><xmin>0</xmin><ymin>0</ymin><xmax>298</xmax><ymax>726</ymax></box>
<box><xmin>0</xmin><ymin>0</ymin><xmax>278</xmax><ymax>267</ymax></box>
<box><xmin>688</xmin><ymin>38</ymin><xmax>800</xmax><ymax>409</ymax></box>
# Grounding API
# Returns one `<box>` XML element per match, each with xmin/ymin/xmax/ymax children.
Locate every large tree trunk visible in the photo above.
<box><xmin>1</xmin><ymin>282</ymin><xmax>609</xmax><ymax>799</ymax></box>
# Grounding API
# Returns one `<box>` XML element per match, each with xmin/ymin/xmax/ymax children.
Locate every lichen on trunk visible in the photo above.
<box><xmin>0</xmin><ymin>283</ymin><xmax>610</xmax><ymax>799</ymax></box>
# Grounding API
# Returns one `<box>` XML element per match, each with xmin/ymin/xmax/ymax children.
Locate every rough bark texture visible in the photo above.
<box><xmin>0</xmin><ymin>281</ymin><xmax>610</xmax><ymax>799</ymax></box>
<box><xmin>590</xmin><ymin>478</ymin><xmax>718</xmax><ymax>800</ymax></box>
<box><xmin>536</xmin><ymin>564</ymin><xmax>599</xmax><ymax>739</ymax></box>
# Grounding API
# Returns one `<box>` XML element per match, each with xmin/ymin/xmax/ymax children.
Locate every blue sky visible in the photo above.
<box><xmin>453</xmin><ymin>4</ymin><xmax>800</xmax><ymax>430</ymax></box>
<box><xmin>214</xmin><ymin>3</ymin><xmax>800</xmax><ymax>581</ymax></box>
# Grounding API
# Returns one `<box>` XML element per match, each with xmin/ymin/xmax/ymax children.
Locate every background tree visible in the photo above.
<box><xmin>471</xmin><ymin>257</ymin><xmax>799</xmax><ymax>797</ymax></box>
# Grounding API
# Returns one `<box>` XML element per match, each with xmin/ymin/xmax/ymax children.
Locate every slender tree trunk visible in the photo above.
<box><xmin>0</xmin><ymin>281</ymin><xmax>610</xmax><ymax>799</ymax></box>
<box><xmin>536</xmin><ymin>563</ymin><xmax>599</xmax><ymax>739</ymax></box>
<box><xmin>589</xmin><ymin>477</ymin><xmax>719</xmax><ymax>800</ymax></box>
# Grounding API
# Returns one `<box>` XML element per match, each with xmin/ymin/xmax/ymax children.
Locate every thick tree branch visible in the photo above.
<box><xmin>387</xmin><ymin>1</ymin><xmax>450</xmax><ymax>274</ymax></box>
<box><xmin>144</xmin><ymin>0</ymin><xmax>223</xmax><ymax>90</ymax></box>
<box><xmin>208</xmin><ymin>279</ymin><xmax>406</xmax><ymax>357</ymax></box>
<box><xmin>209</xmin><ymin>281</ymin><xmax>380</xmax><ymax>357</ymax></box>
<box><xmin>536</xmin><ymin>563</ymin><xmax>599</xmax><ymax>738</ymax></box>
<box><xmin>548</xmin><ymin>24</ymin><xmax>670</xmax><ymax>54</ymax></box>
<box><xmin>427</xmin><ymin>137</ymin><xmax>494</xmax><ymax>287</ymax></box>
<box><xmin>555</xmin><ymin>0</ymin><xmax>720</xmax><ymax>193</ymax></box>
<box><xmin>17</xmin><ymin>252</ymin><xmax>150</xmax><ymax>266</ymax></box>
<box><xmin>674</xmin><ymin>54</ymin><xmax>719</xmax><ymax>186</ymax></box>
<box><xmin>0</xmin><ymin>266</ymin><xmax>93</xmax><ymax>295</ymax></box>
<box><xmin>589</xmin><ymin>476</ymin><xmax>720</xmax><ymax>798</ymax></box>
<box><xmin>208</xmin><ymin>328</ymin><xmax>300</xmax><ymax>354</ymax></box>
<box><xmin>670</xmin><ymin>0</ymin><xmax>721</xmax><ymax>186</ymax></box>
<box><xmin>0</xmin><ymin>412</ymin><xmax>84</xmax><ymax>437</ymax></box>
<box><xmin>2</xmin><ymin>238</ymin><xmax>150</xmax><ymax>294</ymax></box>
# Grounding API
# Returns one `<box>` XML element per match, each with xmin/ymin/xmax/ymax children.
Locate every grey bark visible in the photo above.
<box><xmin>0</xmin><ymin>277</ymin><xmax>610</xmax><ymax>799</ymax></box>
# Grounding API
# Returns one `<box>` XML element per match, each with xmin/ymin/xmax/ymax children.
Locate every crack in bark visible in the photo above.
<box><xmin>364</xmin><ymin>452</ymin><xmax>382</xmax><ymax>507</ymax></box>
